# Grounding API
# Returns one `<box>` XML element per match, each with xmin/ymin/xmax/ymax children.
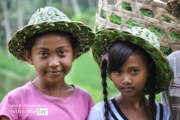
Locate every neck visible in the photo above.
<box><xmin>116</xmin><ymin>93</ymin><xmax>148</xmax><ymax>109</ymax></box>
<box><xmin>32</xmin><ymin>76</ymin><xmax>74</xmax><ymax>98</ymax></box>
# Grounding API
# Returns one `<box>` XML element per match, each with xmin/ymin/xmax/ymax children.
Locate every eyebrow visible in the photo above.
<box><xmin>120</xmin><ymin>66</ymin><xmax>139</xmax><ymax>70</ymax></box>
<box><xmin>128</xmin><ymin>66</ymin><xmax>140</xmax><ymax>69</ymax></box>
<box><xmin>129</xmin><ymin>66</ymin><xmax>139</xmax><ymax>68</ymax></box>
<box><xmin>118</xmin><ymin>66</ymin><xmax>140</xmax><ymax>71</ymax></box>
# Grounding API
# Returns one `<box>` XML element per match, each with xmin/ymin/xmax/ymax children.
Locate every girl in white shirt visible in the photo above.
<box><xmin>88</xmin><ymin>27</ymin><xmax>172</xmax><ymax>120</ymax></box>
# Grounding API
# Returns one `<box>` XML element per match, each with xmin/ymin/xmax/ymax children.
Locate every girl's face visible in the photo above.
<box><xmin>111</xmin><ymin>54</ymin><xmax>149</xmax><ymax>97</ymax></box>
<box><xmin>24</xmin><ymin>33</ymin><xmax>77</xmax><ymax>83</ymax></box>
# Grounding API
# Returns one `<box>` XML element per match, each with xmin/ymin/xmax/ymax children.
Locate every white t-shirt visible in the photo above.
<box><xmin>87</xmin><ymin>98</ymin><xmax>171</xmax><ymax>120</ymax></box>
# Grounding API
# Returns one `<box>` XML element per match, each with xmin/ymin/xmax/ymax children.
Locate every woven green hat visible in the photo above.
<box><xmin>8</xmin><ymin>6</ymin><xmax>95</xmax><ymax>61</ymax></box>
<box><xmin>92</xmin><ymin>27</ymin><xmax>172</xmax><ymax>94</ymax></box>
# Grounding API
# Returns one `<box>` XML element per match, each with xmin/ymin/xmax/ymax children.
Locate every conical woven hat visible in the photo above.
<box><xmin>8</xmin><ymin>6</ymin><xmax>95</xmax><ymax>61</ymax></box>
<box><xmin>92</xmin><ymin>27</ymin><xmax>172</xmax><ymax>94</ymax></box>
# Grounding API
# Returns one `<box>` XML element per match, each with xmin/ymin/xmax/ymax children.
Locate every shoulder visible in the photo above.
<box><xmin>90</xmin><ymin>101</ymin><xmax>105</xmax><ymax>111</ymax></box>
<box><xmin>74</xmin><ymin>86</ymin><xmax>92</xmax><ymax>98</ymax></box>
<box><xmin>87</xmin><ymin>101</ymin><xmax>105</xmax><ymax>120</ymax></box>
<box><xmin>156</xmin><ymin>102</ymin><xmax>170</xmax><ymax>113</ymax></box>
<box><xmin>156</xmin><ymin>102</ymin><xmax>171</xmax><ymax>120</ymax></box>
<box><xmin>88</xmin><ymin>99</ymin><xmax>124</xmax><ymax>120</ymax></box>
<box><xmin>73</xmin><ymin>86</ymin><xmax>94</xmax><ymax>106</ymax></box>
<box><xmin>0</xmin><ymin>82</ymin><xmax>31</xmax><ymax>119</ymax></box>
<box><xmin>88</xmin><ymin>99</ymin><xmax>116</xmax><ymax>113</ymax></box>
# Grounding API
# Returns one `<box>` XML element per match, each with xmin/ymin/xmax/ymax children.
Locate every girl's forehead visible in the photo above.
<box><xmin>126</xmin><ymin>54</ymin><xmax>146</xmax><ymax>62</ymax></box>
<box><xmin>132</xmin><ymin>52</ymin><xmax>147</xmax><ymax>59</ymax></box>
<box><xmin>34</xmin><ymin>33</ymin><xmax>72</xmax><ymax>47</ymax></box>
<box><xmin>37</xmin><ymin>33</ymin><xmax>70</xmax><ymax>42</ymax></box>
<box><xmin>120</xmin><ymin>55</ymin><xmax>148</xmax><ymax>68</ymax></box>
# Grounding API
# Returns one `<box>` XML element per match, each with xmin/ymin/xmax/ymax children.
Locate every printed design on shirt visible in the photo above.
<box><xmin>5</xmin><ymin>104</ymin><xmax>48</xmax><ymax>116</ymax></box>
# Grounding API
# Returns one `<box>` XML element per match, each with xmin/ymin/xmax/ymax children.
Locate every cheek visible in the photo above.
<box><xmin>137</xmin><ymin>74</ymin><xmax>148</xmax><ymax>86</ymax></box>
<box><xmin>110</xmin><ymin>73</ymin><xmax>115</xmax><ymax>82</ymax></box>
<box><xmin>34</xmin><ymin>62</ymin><xmax>46</xmax><ymax>74</ymax></box>
<box><xmin>61</xmin><ymin>58</ymin><xmax>73</xmax><ymax>70</ymax></box>
<box><xmin>32</xmin><ymin>57</ymin><xmax>47</xmax><ymax>73</ymax></box>
<box><xmin>64</xmin><ymin>60</ymin><xmax>72</xmax><ymax>68</ymax></box>
<box><xmin>111</xmin><ymin>74</ymin><xmax>121</xmax><ymax>84</ymax></box>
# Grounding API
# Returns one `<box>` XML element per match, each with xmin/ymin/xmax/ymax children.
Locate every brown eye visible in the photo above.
<box><xmin>115</xmin><ymin>70</ymin><xmax>121</xmax><ymax>74</ymax></box>
<box><xmin>40</xmin><ymin>52</ymin><xmax>48</xmax><ymax>56</ymax></box>
<box><xmin>131</xmin><ymin>69</ymin><xmax>138</xmax><ymax>74</ymax></box>
<box><xmin>59</xmin><ymin>50</ymin><xmax>66</xmax><ymax>55</ymax></box>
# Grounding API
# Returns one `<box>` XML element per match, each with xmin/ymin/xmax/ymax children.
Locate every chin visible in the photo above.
<box><xmin>46</xmin><ymin>78</ymin><xmax>64</xmax><ymax>83</ymax></box>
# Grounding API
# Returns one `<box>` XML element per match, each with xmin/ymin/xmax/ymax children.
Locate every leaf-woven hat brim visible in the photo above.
<box><xmin>8</xmin><ymin>21</ymin><xmax>94</xmax><ymax>61</ymax></box>
<box><xmin>8</xmin><ymin>6</ymin><xmax>95</xmax><ymax>61</ymax></box>
<box><xmin>92</xmin><ymin>28</ymin><xmax>172</xmax><ymax>94</ymax></box>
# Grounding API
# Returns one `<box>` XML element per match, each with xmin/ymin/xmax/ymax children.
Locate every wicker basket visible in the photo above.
<box><xmin>95</xmin><ymin>0</ymin><xmax>180</xmax><ymax>55</ymax></box>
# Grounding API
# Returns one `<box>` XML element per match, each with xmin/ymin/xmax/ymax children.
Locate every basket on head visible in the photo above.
<box><xmin>95</xmin><ymin>0</ymin><xmax>180</xmax><ymax>55</ymax></box>
<box><xmin>92</xmin><ymin>27</ymin><xmax>172</xmax><ymax>94</ymax></box>
<box><xmin>165</xmin><ymin>0</ymin><xmax>180</xmax><ymax>20</ymax></box>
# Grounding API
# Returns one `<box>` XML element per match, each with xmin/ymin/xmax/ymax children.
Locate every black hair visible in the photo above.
<box><xmin>101</xmin><ymin>41</ymin><xmax>157</xmax><ymax>120</ymax></box>
<box><xmin>24</xmin><ymin>31</ymin><xmax>78</xmax><ymax>54</ymax></box>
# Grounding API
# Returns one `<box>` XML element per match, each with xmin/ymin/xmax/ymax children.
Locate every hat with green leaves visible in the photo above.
<box><xmin>92</xmin><ymin>27</ymin><xmax>172</xmax><ymax>93</ymax></box>
<box><xmin>8</xmin><ymin>6</ymin><xmax>95</xmax><ymax>61</ymax></box>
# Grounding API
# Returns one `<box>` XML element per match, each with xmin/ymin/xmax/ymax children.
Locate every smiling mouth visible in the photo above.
<box><xmin>50</xmin><ymin>71</ymin><xmax>61</xmax><ymax>73</ymax></box>
<box><xmin>48</xmin><ymin>71</ymin><xmax>63</xmax><ymax>75</ymax></box>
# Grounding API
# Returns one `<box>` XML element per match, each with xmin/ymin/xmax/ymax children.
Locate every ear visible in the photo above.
<box><xmin>73</xmin><ymin>47</ymin><xmax>79</xmax><ymax>60</ymax></box>
<box><xmin>24</xmin><ymin>50</ymin><xmax>33</xmax><ymax>65</ymax></box>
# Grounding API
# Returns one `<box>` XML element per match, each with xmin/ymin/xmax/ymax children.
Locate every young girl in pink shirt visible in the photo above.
<box><xmin>0</xmin><ymin>6</ymin><xmax>95</xmax><ymax>120</ymax></box>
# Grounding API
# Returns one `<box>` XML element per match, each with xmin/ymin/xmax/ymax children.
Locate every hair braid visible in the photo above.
<box><xmin>101</xmin><ymin>59</ymin><xmax>110</xmax><ymax>120</ymax></box>
<box><xmin>147</xmin><ymin>67</ymin><xmax>157</xmax><ymax>120</ymax></box>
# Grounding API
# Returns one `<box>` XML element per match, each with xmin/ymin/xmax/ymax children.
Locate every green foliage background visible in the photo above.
<box><xmin>0</xmin><ymin>52</ymin><xmax>35</xmax><ymax>100</ymax></box>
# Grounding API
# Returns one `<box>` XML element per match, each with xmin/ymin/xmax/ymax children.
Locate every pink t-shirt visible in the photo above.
<box><xmin>0</xmin><ymin>82</ymin><xmax>94</xmax><ymax>120</ymax></box>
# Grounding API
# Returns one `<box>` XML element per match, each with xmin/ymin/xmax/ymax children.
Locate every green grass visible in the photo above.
<box><xmin>0</xmin><ymin>52</ymin><xmax>35</xmax><ymax>101</ymax></box>
<box><xmin>72</xmin><ymin>8</ymin><xmax>97</xmax><ymax>29</ymax></box>
<box><xmin>0</xmin><ymin>89</ymin><xmax>5</xmax><ymax>101</ymax></box>
<box><xmin>0</xmin><ymin>53</ymin><xmax>34</xmax><ymax>76</ymax></box>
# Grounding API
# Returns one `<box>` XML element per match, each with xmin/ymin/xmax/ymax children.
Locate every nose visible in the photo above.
<box><xmin>49</xmin><ymin>56</ymin><xmax>60</xmax><ymax>68</ymax></box>
<box><xmin>122</xmin><ymin>74</ymin><xmax>132</xmax><ymax>85</ymax></box>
